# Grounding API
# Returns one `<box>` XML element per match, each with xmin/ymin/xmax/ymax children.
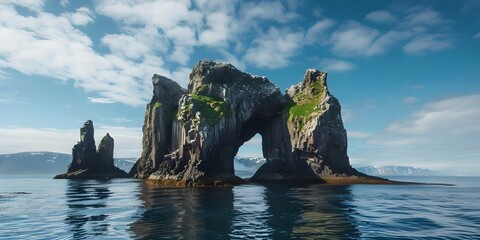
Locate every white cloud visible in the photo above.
<box><xmin>327</xmin><ymin>7</ymin><xmax>452</xmax><ymax>57</ymax></box>
<box><xmin>386</xmin><ymin>95</ymin><xmax>480</xmax><ymax>134</ymax></box>
<box><xmin>63</xmin><ymin>7</ymin><xmax>94</xmax><ymax>26</ymax></box>
<box><xmin>95</xmin><ymin>0</ymin><xmax>202</xmax><ymax>30</ymax></box>
<box><xmin>330</xmin><ymin>21</ymin><xmax>380</xmax><ymax>56</ymax></box>
<box><xmin>0</xmin><ymin>125</ymin><xmax>142</xmax><ymax>158</ymax></box>
<box><xmin>244</xmin><ymin>27</ymin><xmax>304</xmax><ymax>68</ymax></box>
<box><xmin>474</xmin><ymin>32</ymin><xmax>480</xmax><ymax>39</ymax></box>
<box><xmin>2</xmin><ymin>0</ymin><xmax>44</xmax><ymax>12</ymax></box>
<box><xmin>366</xmin><ymin>30</ymin><xmax>412</xmax><ymax>56</ymax></box>
<box><xmin>320</xmin><ymin>58</ymin><xmax>355</xmax><ymax>72</ymax></box>
<box><xmin>402</xmin><ymin>96</ymin><xmax>418</xmax><ymax>103</ymax></box>
<box><xmin>170</xmin><ymin>67</ymin><xmax>192</xmax><ymax>88</ymax></box>
<box><xmin>365</xmin><ymin>10</ymin><xmax>397</xmax><ymax>24</ymax></box>
<box><xmin>239</xmin><ymin>1</ymin><xmax>298</xmax><ymax>23</ymax></box>
<box><xmin>101</xmin><ymin>25</ymin><xmax>170</xmax><ymax>61</ymax></box>
<box><xmin>403</xmin><ymin>34</ymin><xmax>453</xmax><ymax>54</ymax></box>
<box><xmin>350</xmin><ymin>95</ymin><xmax>480</xmax><ymax>175</ymax></box>
<box><xmin>88</xmin><ymin>97</ymin><xmax>116</xmax><ymax>104</ymax></box>
<box><xmin>305</xmin><ymin>19</ymin><xmax>335</xmax><ymax>44</ymax></box>
<box><xmin>198</xmin><ymin>11</ymin><xmax>234</xmax><ymax>47</ymax></box>
<box><xmin>401</xmin><ymin>7</ymin><xmax>446</xmax><ymax>29</ymax></box>
<box><xmin>0</xmin><ymin>2</ymin><xmax>193</xmax><ymax>106</ymax></box>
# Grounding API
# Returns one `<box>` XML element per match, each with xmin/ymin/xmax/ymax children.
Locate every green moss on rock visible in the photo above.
<box><xmin>191</xmin><ymin>94</ymin><xmax>231</xmax><ymax>126</ymax></box>
<box><xmin>153</xmin><ymin>102</ymin><xmax>162</xmax><ymax>109</ymax></box>
<box><xmin>286</xmin><ymin>77</ymin><xmax>325</xmax><ymax>130</ymax></box>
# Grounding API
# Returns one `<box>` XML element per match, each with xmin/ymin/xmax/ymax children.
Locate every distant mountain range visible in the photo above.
<box><xmin>0</xmin><ymin>152</ymin><xmax>136</xmax><ymax>175</ymax></box>
<box><xmin>356</xmin><ymin>166</ymin><xmax>442</xmax><ymax>176</ymax></box>
<box><xmin>0</xmin><ymin>152</ymin><xmax>442</xmax><ymax>177</ymax></box>
<box><xmin>233</xmin><ymin>157</ymin><xmax>266</xmax><ymax>178</ymax></box>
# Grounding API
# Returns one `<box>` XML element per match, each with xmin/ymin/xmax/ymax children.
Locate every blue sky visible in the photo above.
<box><xmin>0</xmin><ymin>0</ymin><xmax>479</xmax><ymax>175</ymax></box>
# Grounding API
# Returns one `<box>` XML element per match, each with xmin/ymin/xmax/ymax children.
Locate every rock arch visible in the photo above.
<box><xmin>130</xmin><ymin>60</ymin><xmax>361</xmax><ymax>186</ymax></box>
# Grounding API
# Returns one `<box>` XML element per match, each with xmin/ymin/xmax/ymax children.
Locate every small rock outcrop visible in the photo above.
<box><xmin>131</xmin><ymin>60</ymin><xmax>363</xmax><ymax>186</ymax></box>
<box><xmin>54</xmin><ymin>120</ymin><xmax>128</xmax><ymax>179</ymax></box>
<box><xmin>67</xmin><ymin>120</ymin><xmax>97</xmax><ymax>172</ymax></box>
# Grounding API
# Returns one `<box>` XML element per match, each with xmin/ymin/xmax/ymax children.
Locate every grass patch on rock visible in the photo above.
<box><xmin>177</xmin><ymin>94</ymin><xmax>231</xmax><ymax>127</ymax></box>
<box><xmin>286</xmin><ymin>78</ymin><xmax>325</xmax><ymax>130</ymax></box>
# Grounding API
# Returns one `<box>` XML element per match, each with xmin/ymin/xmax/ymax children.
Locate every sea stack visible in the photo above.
<box><xmin>130</xmin><ymin>60</ymin><xmax>370</xmax><ymax>186</ymax></box>
<box><xmin>54</xmin><ymin>120</ymin><xmax>128</xmax><ymax>179</ymax></box>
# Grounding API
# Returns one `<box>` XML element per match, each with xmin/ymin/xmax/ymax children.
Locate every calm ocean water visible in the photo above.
<box><xmin>0</xmin><ymin>176</ymin><xmax>479</xmax><ymax>239</ymax></box>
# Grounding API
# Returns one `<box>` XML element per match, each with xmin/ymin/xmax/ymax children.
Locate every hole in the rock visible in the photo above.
<box><xmin>234</xmin><ymin>133</ymin><xmax>266</xmax><ymax>179</ymax></box>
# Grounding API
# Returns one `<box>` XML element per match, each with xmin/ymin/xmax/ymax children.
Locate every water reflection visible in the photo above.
<box><xmin>64</xmin><ymin>180</ymin><xmax>112</xmax><ymax>239</ymax></box>
<box><xmin>130</xmin><ymin>182</ymin><xmax>235</xmax><ymax>239</ymax></box>
<box><xmin>131</xmin><ymin>183</ymin><xmax>360</xmax><ymax>239</ymax></box>
<box><xmin>286</xmin><ymin>185</ymin><xmax>360</xmax><ymax>239</ymax></box>
<box><xmin>231</xmin><ymin>185</ymin><xmax>273</xmax><ymax>238</ymax></box>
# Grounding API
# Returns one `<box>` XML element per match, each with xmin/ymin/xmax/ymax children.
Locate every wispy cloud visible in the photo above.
<box><xmin>350</xmin><ymin>94</ymin><xmax>480</xmax><ymax>175</ymax></box>
<box><xmin>328</xmin><ymin>6</ymin><xmax>453</xmax><ymax>57</ymax></box>
<box><xmin>365</xmin><ymin>10</ymin><xmax>397</xmax><ymax>24</ymax></box>
<box><xmin>320</xmin><ymin>58</ymin><xmax>355</xmax><ymax>72</ymax></box>
<box><xmin>305</xmin><ymin>19</ymin><xmax>335</xmax><ymax>44</ymax></box>
<box><xmin>403</xmin><ymin>34</ymin><xmax>453</xmax><ymax>54</ymax></box>
<box><xmin>244</xmin><ymin>27</ymin><xmax>304</xmax><ymax>68</ymax></box>
<box><xmin>474</xmin><ymin>33</ymin><xmax>480</xmax><ymax>39</ymax></box>
<box><xmin>62</xmin><ymin>7</ymin><xmax>94</xmax><ymax>26</ymax></box>
<box><xmin>330</xmin><ymin>21</ymin><xmax>380</xmax><ymax>56</ymax></box>
<box><xmin>402</xmin><ymin>96</ymin><xmax>418</xmax><ymax>103</ymax></box>
<box><xmin>0</xmin><ymin>90</ymin><xmax>29</xmax><ymax>104</ymax></box>
<box><xmin>88</xmin><ymin>97</ymin><xmax>116</xmax><ymax>104</ymax></box>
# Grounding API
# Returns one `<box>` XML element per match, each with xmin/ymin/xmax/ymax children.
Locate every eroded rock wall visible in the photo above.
<box><xmin>129</xmin><ymin>75</ymin><xmax>186</xmax><ymax>178</ymax></box>
<box><xmin>133</xmin><ymin>60</ymin><xmax>359</xmax><ymax>185</ymax></box>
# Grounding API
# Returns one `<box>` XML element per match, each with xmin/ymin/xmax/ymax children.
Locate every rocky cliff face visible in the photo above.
<box><xmin>252</xmin><ymin>69</ymin><xmax>359</xmax><ymax>182</ymax></box>
<box><xmin>129</xmin><ymin>74</ymin><xmax>186</xmax><ymax>178</ymax></box>
<box><xmin>55</xmin><ymin>120</ymin><xmax>128</xmax><ymax>179</ymax></box>
<box><xmin>131</xmin><ymin>60</ymin><xmax>360</xmax><ymax>185</ymax></box>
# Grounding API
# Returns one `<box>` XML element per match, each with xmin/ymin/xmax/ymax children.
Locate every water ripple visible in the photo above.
<box><xmin>0</xmin><ymin>176</ymin><xmax>479</xmax><ymax>239</ymax></box>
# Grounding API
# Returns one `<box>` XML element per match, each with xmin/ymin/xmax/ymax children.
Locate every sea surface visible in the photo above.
<box><xmin>0</xmin><ymin>175</ymin><xmax>479</xmax><ymax>239</ymax></box>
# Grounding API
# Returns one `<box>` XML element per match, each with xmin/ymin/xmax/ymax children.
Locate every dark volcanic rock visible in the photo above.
<box><xmin>252</xmin><ymin>69</ymin><xmax>360</xmax><ymax>182</ymax></box>
<box><xmin>54</xmin><ymin>121</ymin><xmax>128</xmax><ymax>179</ymax></box>
<box><xmin>144</xmin><ymin>61</ymin><xmax>284</xmax><ymax>186</ymax></box>
<box><xmin>97</xmin><ymin>133</ymin><xmax>114</xmax><ymax>170</ymax></box>
<box><xmin>132</xmin><ymin>60</ymin><xmax>363</xmax><ymax>185</ymax></box>
<box><xmin>67</xmin><ymin>120</ymin><xmax>97</xmax><ymax>172</ymax></box>
<box><xmin>129</xmin><ymin>74</ymin><xmax>186</xmax><ymax>178</ymax></box>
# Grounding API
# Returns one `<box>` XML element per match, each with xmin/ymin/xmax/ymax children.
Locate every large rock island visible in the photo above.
<box><xmin>131</xmin><ymin>60</ymin><xmax>386</xmax><ymax>186</ymax></box>
<box><xmin>54</xmin><ymin>120</ymin><xmax>128</xmax><ymax>179</ymax></box>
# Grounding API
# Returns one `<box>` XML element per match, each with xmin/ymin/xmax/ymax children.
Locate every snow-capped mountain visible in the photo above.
<box><xmin>0</xmin><ymin>152</ymin><xmax>136</xmax><ymax>175</ymax></box>
<box><xmin>233</xmin><ymin>157</ymin><xmax>266</xmax><ymax>178</ymax></box>
<box><xmin>356</xmin><ymin>166</ymin><xmax>441</xmax><ymax>176</ymax></box>
<box><xmin>234</xmin><ymin>156</ymin><xmax>266</xmax><ymax>178</ymax></box>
